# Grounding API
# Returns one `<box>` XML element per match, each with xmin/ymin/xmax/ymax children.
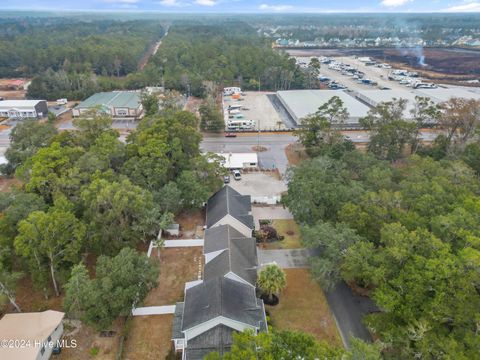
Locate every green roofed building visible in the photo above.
<box><xmin>72</xmin><ymin>91</ymin><xmax>143</xmax><ymax>119</ymax></box>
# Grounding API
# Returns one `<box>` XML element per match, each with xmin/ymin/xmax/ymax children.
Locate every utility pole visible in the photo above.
<box><xmin>257</xmin><ymin>119</ymin><xmax>261</xmax><ymax>151</ymax></box>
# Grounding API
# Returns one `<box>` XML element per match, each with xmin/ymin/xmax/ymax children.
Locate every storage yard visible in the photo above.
<box><xmin>221</xmin><ymin>85</ymin><xmax>480</xmax><ymax>130</ymax></box>
<box><xmin>223</xmin><ymin>91</ymin><xmax>287</xmax><ymax>131</ymax></box>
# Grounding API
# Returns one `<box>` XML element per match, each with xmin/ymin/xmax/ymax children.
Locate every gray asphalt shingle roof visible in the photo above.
<box><xmin>204</xmin><ymin>237</ymin><xmax>258</xmax><ymax>286</ymax></box>
<box><xmin>182</xmin><ymin>277</ymin><xmax>265</xmax><ymax>331</ymax></box>
<box><xmin>204</xmin><ymin>225</ymin><xmax>245</xmax><ymax>254</ymax></box>
<box><xmin>206</xmin><ymin>186</ymin><xmax>254</xmax><ymax>230</ymax></box>
<box><xmin>172</xmin><ymin>302</ymin><xmax>184</xmax><ymax>340</ymax></box>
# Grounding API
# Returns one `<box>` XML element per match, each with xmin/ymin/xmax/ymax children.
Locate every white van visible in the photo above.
<box><xmin>56</xmin><ymin>98</ymin><xmax>68</xmax><ymax>105</ymax></box>
<box><xmin>227</xmin><ymin>119</ymin><xmax>256</xmax><ymax>130</ymax></box>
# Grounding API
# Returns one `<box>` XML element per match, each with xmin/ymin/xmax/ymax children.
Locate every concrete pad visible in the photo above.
<box><xmin>228</xmin><ymin>172</ymin><xmax>287</xmax><ymax>197</ymax></box>
<box><xmin>132</xmin><ymin>305</ymin><xmax>176</xmax><ymax>316</ymax></box>
<box><xmin>258</xmin><ymin>248</ymin><xmax>320</xmax><ymax>269</ymax></box>
<box><xmin>163</xmin><ymin>239</ymin><xmax>204</xmax><ymax>247</ymax></box>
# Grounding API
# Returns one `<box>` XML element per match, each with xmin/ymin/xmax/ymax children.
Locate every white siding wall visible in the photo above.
<box><xmin>36</xmin><ymin>322</ymin><xmax>63</xmax><ymax>360</ymax></box>
<box><xmin>184</xmin><ymin>316</ymin><xmax>255</xmax><ymax>342</ymax></box>
<box><xmin>213</xmin><ymin>214</ymin><xmax>252</xmax><ymax>237</ymax></box>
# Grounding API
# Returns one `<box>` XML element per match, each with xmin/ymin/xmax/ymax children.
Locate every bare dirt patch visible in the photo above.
<box><xmin>174</xmin><ymin>209</ymin><xmax>205</xmax><ymax>239</ymax></box>
<box><xmin>0</xmin><ymin>90</ymin><xmax>26</xmax><ymax>99</ymax></box>
<box><xmin>0</xmin><ymin>177</ymin><xmax>22</xmax><ymax>193</ymax></box>
<box><xmin>59</xmin><ymin>318</ymin><xmax>122</xmax><ymax>360</ymax></box>
<box><xmin>285</xmin><ymin>143</ymin><xmax>308</xmax><ymax>166</ymax></box>
<box><xmin>145</xmin><ymin>247</ymin><xmax>203</xmax><ymax>306</ymax></box>
<box><xmin>266</xmin><ymin>268</ymin><xmax>342</xmax><ymax>346</ymax></box>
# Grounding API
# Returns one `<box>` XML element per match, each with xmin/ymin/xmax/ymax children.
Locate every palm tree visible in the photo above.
<box><xmin>257</xmin><ymin>264</ymin><xmax>286</xmax><ymax>304</ymax></box>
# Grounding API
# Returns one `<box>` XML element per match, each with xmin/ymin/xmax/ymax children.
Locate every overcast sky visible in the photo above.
<box><xmin>1</xmin><ymin>0</ymin><xmax>480</xmax><ymax>13</ymax></box>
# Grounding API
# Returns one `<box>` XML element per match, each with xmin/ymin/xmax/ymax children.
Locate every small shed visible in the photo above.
<box><xmin>165</xmin><ymin>223</ymin><xmax>180</xmax><ymax>237</ymax></box>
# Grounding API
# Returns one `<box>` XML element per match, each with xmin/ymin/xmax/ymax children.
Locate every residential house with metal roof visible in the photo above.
<box><xmin>72</xmin><ymin>91</ymin><xmax>143</xmax><ymax>119</ymax></box>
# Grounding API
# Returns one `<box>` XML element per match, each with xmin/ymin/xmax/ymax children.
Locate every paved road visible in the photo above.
<box><xmin>257</xmin><ymin>248</ymin><xmax>320</xmax><ymax>268</ymax></box>
<box><xmin>201</xmin><ymin>134</ymin><xmax>295</xmax><ymax>175</ymax></box>
<box><xmin>325</xmin><ymin>281</ymin><xmax>378</xmax><ymax>348</ymax></box>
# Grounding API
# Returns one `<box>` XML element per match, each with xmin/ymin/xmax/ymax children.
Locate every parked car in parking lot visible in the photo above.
<box><xmin>232</xmin><ymin>170</ymin><xmax>241</xmax><ymax>181</ymax></box>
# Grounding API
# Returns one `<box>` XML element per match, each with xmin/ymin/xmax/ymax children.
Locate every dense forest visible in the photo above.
<box><xmin>0</xmin><ymin>17</ymin><xmax>306</xmax><ymax>100</ymax></box>
<box><xmin>0</xmin><ymin>104</ymin><xmax>223</xmax><ymax>328</ymax></box>
<box><xmin>0</xmin><ymin>18</ymin><xmax>164</xmax><ymax>77</ymax></box>
<box><xmin>284</xmin><ymin>96</ymin><xmax>480</xmax><ymax>359</ymax></box>
<box><xmin>151</xmin><ymin>20</ymin><xmax>304</xmax><ymax>97</ymax></box>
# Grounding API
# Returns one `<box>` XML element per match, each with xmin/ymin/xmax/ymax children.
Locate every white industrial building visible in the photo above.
<box><xmin>0</xmin><ymin>100</ymin><xmax>48</xmax><ymax>119</ymax></box>
<box><xmin>355</xmin><ymin>89</ymin><xmax>428</xmax><ymax>120</ymax></box>
<box><xmin>215</xmin><ymin>153</ymin><xmax>258</xmax><ymax>169</ymax></box>
<box><xmin>415</xmin><ymin>88</ymin><xmax>480</xmax><ymax>102</ymax></box>
<box><xmin>276</xmin><ymin>90</ymin><xmax>371</xmax><ymax>127</ymax></box>
<box><xmin>355</xmin><ymin>87</ymin><xmax>480</xmax><ymax>124</ymax></box>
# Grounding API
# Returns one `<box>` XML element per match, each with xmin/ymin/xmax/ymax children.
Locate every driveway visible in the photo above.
<box><xmin>252</xmin><ymin>205</ymin><xmax>293</xmax><ymax>230</ymax></box>
<box><xmin>201</xmin><ymin>134</ymin><xmax>295</xmax><ymax>175</ymax></box>
<box><xmin>325</xmin><ymin>281</ymin><xmax>378</xmax><ymax>348</ymax></box>
<box><xmin>257</xmin><ymin>248</ymin><xmax>319</xmax><ymax>268</ymax></box>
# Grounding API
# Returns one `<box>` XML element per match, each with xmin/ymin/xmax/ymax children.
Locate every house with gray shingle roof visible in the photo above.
<box><xmin>205</xmin><ymin>186</ymin><xmax>254</xmax><ymax>237</ymax></box>
<box><xmin>203</xmin><ymin>225</ymin><xmax>258</xmax><ymax>286</ymax></box>
<box><xmin>172</xmin><ymin>186</ymin><xmax>266</xmax><ymax>360</ymax></box>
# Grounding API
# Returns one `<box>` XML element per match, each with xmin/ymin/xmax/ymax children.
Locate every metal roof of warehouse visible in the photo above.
<box><xmin>414</xmin><ymin>88</ymin><xmax>480</xmax><ymax>102</ymax></box>
<box><xmin>277</xmin><ymin>90</ymin><xmax>371</xmax><ymax>124</ymax></box>
<box><xmin>355</xmin><ymin>89</ymin><xmax>425</xmax><ymax>119</ymax></box>
<box><xmin>76</xmin><ymin>91</ymin><xmax>141</xmax><ymax>109</ymax></box>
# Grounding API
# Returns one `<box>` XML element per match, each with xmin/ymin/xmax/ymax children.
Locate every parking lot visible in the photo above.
<box><xmin>298</xmin><ymin>55</ymin><xmax>413</xmax><ymax>92</ymax></box>
<box><xmin>223</xmin><ymin>91</ymin><xmax>287</xmax><ymax>131</ymax></box>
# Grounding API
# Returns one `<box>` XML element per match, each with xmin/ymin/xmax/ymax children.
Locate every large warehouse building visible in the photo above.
<box><xmin>276</xmin><ymin>90</ymin><xmax>371</xmax><ymax>127</ymax></box>
<box><xmin>355</xmin><ymin>87</ymin><xmax>480</xmax><ymax>124</ymax></box>
<box><xmin>0</xmin><ymin>100</ymin><xmax>48</xmax><ymax>119</ymax></box>
<box><xmin>73</xmin><ymin>91</ymin><xmax>143</xmax><ymax>119</ymax></box>
<box><xmin>414</xmin><ymin>88</ymin><xmax>480</xmax><ymax>102</ymax></box>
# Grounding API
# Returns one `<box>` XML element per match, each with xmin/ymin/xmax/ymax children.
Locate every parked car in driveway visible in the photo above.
<box><xmin>223</xmin><ymin>175</ymin><xmax>230</xmax><ymax>184</ymax></box>
<box><xmin>233</xmin><ymin>170</ymin><xmax>241</xmax><ymax>181</ymax></box>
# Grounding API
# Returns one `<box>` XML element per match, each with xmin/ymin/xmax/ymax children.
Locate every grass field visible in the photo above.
<box><xmin>266</xmin><ymin>268</ymin><xmax>342</xmax><ymax>346</ymax></box>
<box><xmin>122</xmin><ymin>315</ymin><xmax>174</xmax><ymax>360</ymax></box>
<box><xmin>144</xmin><ymin>247</ymin><xmax>202</xmax><ymax>306</ymax></box>
<box><xmin>262</xmin><ymin>219</ymin><xmax>303</xmax><ymax>250</ymax></box>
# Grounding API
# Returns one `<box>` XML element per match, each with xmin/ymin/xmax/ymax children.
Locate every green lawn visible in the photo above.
<box><xmin>266</xmin><ymin>269</ymin><xmax>342</xmax><ymax>347</ymax></box>
<box><xmin>262</xmin><ymin>219</ymin><xmax>302</xmax><ymax>250</ymax></box>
